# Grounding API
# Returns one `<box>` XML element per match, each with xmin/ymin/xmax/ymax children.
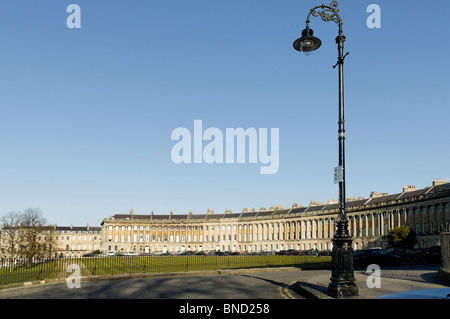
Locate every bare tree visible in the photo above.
<box><xmin>18</xmin><ymin>208</ymin><xmax>47</xmax><ymax>262</ymax></box>
<box><xmin>0</xmin><ymin>211</ymin><xmax>23</xmax><ymax>261</ymax></box>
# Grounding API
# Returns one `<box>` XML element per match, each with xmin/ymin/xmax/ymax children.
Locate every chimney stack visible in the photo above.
<box><xmin>403</xmin><ymin>185</ymin><xmax>416</xmax><ymax>192</ymax></box>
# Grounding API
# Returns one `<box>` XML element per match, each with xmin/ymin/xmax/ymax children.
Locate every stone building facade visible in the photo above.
<box><xmin>0</xmin><ymin>224</ymin><xmax>102</xmax><ymax>259</ymax></box>
<box><xmin>51</xmin><ymin>225</ymin><xmax>102</xmax><ymax>257</ymax></box>
<box><xmin>100</xmin><ymin>179</ymin><xmax>450</xmax><ymax>254</ymax></box>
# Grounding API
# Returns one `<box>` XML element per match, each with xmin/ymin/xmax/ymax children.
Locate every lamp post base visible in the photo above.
<box><xmin>327</xmin><ymin>224</ymin><xmax>359</xmax><ymax>298</ymax></box>
<box><xmin>328</xmin><ymin>280</ymin><xmax>359</xmax><ymax>299</ymax></box>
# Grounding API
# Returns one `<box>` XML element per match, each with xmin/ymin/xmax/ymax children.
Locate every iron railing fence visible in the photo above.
<box><xmin>0</xmin><ymin>254</ymin><xmax>332</xmax><ymax>286</ymax></box>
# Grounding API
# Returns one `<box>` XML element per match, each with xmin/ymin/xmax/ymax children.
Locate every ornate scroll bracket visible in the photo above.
<box><xmin>306</xmin><ymin>1</ymin><xmax>343</xmax><ymax>33</ymax></box>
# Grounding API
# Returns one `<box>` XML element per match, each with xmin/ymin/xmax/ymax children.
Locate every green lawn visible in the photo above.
<box><xmin>0</xmin><ymin>255</ymin><xmax>331</xmax><ymax>285</ymax></box>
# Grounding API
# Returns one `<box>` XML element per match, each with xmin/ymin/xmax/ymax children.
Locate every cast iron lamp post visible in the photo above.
<box><xmin>293</xmin><ymin>1</ymin><xmax>358</xmax><ymax>298</ymax></box>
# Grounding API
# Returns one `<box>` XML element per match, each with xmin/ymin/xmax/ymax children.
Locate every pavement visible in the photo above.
<box><xmin>1</xmin><ymin>265</ymin><xmax>448</xmax><ymax>319</ymax></box>
<box><xmin>0</xmin><ymin>264</ymin><xmax>449</xmax><ymax>300</ymax></box>
<box><xmin>292</xmin><ymin>264</ymin><xmax>450</xmax><ymax>299</ymax></box>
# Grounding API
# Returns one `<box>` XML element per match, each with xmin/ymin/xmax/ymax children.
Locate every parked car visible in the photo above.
<box><xmin>353</xmin><ymin>249</ymin><xmax>401</xmax><ymax>267</ymax></box>
<box><xmin>318</xmin><ymin>250</ymin><xmax>332</xmax><ymax>256</ymax></box>
<box><xmin>305</xmin><ymin>250</ymin><xmax>319</xmax><ymax>257</ymax></box>
<box><xmin>386</xmin><ymin>247</ymin><xmax>406</xmax><ymax>257</ymax></box>
<box><xmin>82</xmin><ymin>253</ymin><xmax>94</xmax><ymax>257</ymax></box>
<box><xmin>424</xmin><ymin>246</ymin><xmax>441</xmax><ymax>264</ymax></box>
<box><xmin>124</xmin><ymin>252</ymin><xmax>139</xmax><ymax>256</ymax></box>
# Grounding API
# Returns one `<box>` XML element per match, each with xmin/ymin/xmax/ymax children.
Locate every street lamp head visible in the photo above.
<box><xmin>293</xmin><ymin>27</ymin><xmax>321</xmax><ymax>56</ymax></box>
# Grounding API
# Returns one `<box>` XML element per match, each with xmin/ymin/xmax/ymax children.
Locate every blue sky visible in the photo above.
<box><xmin>0</xmin><ymin>0</ymin><xmax>449</xmax><ymax>226</ymax></box>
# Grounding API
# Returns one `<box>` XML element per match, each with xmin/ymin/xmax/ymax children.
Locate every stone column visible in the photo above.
<box><xmin>365</xmin><ymin>214</ymin><xmax>369</xmax><ymax>237</ymax></box>
<box><xmin>438</xmin><ymin>232</ymin><xmax>450</xmax><ymax>285</ymax></box>
<box><xmin>371</xmin><ymin>214</ymin><xmax>376</xmax><ymax>237</ymax></box>
<box><xmin>358</xmin><ymin>215</ymin><xmax>363</xmax><ymax>238</ymax></box>
<box><xmin>411</xmin><ymin>209</ymin><xmax>416</xmax><ymax>233</ymax></box>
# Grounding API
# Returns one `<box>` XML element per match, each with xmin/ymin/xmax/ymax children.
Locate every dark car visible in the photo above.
<box><xmin>386</xmin><ymin>247</ymin><xmax>406</xmax><ymax>257</ymax></box>
<box><xmin>353</xmin><ymin>249</ymin><xmax>401</xmax><ymax>267</ymax></box>
<box><xmin>318</xmin><ymin>250</ymin><xmax>332</xmax><ymax>256</ymax></box>
<box><xmin>424</xmin><ymin>246</ymin><xmax>441</xmax><ymax>264</ymax></box>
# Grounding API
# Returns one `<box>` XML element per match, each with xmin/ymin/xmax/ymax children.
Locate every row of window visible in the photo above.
<box><xmin>57</xmin><ymin>230</ymin><xmax>100</xmax><ymax>234</ymax></box>
<box><xmin>65</xmin><ymin>244</ymin><xmax>98</xmax><ymax>251</ymax></box>
<box><xmin>55</xmin><ymin>236</ymin><xmax>99</xmax><ymax>241</ymax></box>
<box><xmin>108</xmin><ymin>225</ymin><xmax>204</xmax><ymax>231</ymax></box>
<box><xmin>106</xmin><ymin>231</ymin><xmax>329</xmax><ymax>243</ymax></box>
<box><xmin>107</xmin><ymin>224</ymin><xmax>276</xmax><ymax>233</ymax></box>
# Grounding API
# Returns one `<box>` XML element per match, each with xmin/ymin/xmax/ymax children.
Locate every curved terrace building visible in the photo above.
<box><xmin>100</xmin><ymin>179</ymin><xmax>450</xmax><ymax>254</ymax></box>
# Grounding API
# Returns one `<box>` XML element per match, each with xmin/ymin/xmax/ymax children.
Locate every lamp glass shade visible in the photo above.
<box><xmin>300</xmin><ymin>39</ymin><xmax>316</xmax><ymax>56</ymax></box>
<box><xmin>293</xmin><ymin>28</ymin><xmax>321</xmax><ymax>56</ymax></box>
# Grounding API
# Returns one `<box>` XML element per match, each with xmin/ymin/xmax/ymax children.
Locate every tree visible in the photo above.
<box><xmin>387</xmin><ymin>226</ymin><xmax>417</xmax><ymax>250</ymax></box>
<box><xmin>0</xmin><ymin>211</ymin><xmax>23</xmax><ymax>261</ymax></box>
<box><xmin>18</xmin><ymin>208</ymin><xmax>47</xmax><ymax>261</ymax></box>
